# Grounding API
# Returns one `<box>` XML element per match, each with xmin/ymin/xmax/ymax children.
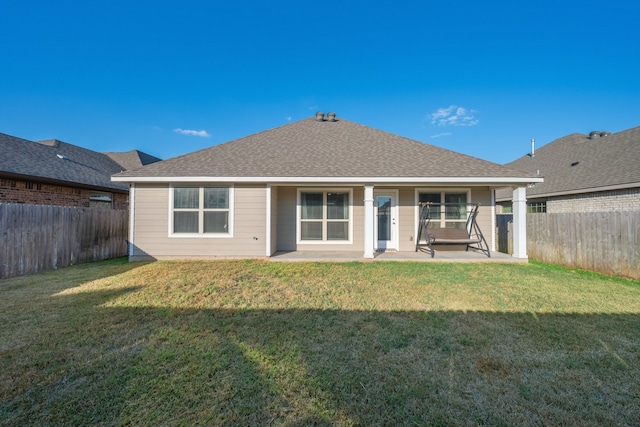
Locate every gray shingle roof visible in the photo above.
<box><xmin>495</xmin><ymin>126</ymin><xmax>640</xmax><ymax>200</ymax></box>
<box><xmin>104</xmin><ymin>150</ymin><xmax>162</xmax><ymax>171</ymax></box>
<box><xmin>0</xmin><ymin>133</ymin><xmax>150</xmax><ymax>192</ymax></box>
<box><xmin>113</xmin><ymin>116</ymin><xmax>537</xmax><ymax>181</ymax></box>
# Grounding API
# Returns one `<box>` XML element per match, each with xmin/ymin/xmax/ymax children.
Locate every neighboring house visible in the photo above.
<box><xmin>495</xmin><ymin>126</ymin><xmax>640</xmax><ymax>213</ymax></box>
<box><xmin>0</xmin><ymin>132</ymin><xmax>161</xmax><ymax>209</ymax></box>
<box><xmin>112</xmin><ymin>113</ymin><xmax>541</xmax><ymax>260</ymax></box>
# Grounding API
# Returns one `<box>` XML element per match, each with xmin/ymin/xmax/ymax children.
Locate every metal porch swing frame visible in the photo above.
<box><xmin>415</xmin><ymin>202</ymin><xmax>491</xmax><ymax>258</ymax></box>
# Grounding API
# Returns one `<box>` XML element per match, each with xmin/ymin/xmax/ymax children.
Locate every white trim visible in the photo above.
<box><xmin>363</xmin><ymin>185</ymin><xmax>375</xmax><ymax>258</ymax></box>
<box><xmin>374</xmin><ymin>189</ymin><xmax>399</xmax><ymax>251</ymax></box>
<box><xmin>265</xmin><ymin>184</ymin><xmax>272</xmax><ymax>256</ymax></box>
<box><xmin>168</xmin><ymin>184</ymin><xmax>235</xmax><ymax>238</ymax></box>
<box><xmin>296</xmin><ymin>188</ymin><xmax>354</xmax><ymax>245</ymax></box>
<box><xmin>113</xmin><ymin>175</ymin><xmax>544</xmax><ymax>185</ymax></box>
<box><xmin>490</xmin><ymin>188</ymin><xmax>496</xmax><ymax>252</ymax></box>
<box><xmin>128</xmin><ymin>183</ymin><xmax>135</xmax><ymax>257</ymax></box>
<box><xmin>522</xmin><ymin>182</ymin><xmax>640</xmax><ymax>199</ymax></box>
<box><xmin>512</xmin><ymin>186</ymin><xmax>528</xmax><ymax>259</ymax></box>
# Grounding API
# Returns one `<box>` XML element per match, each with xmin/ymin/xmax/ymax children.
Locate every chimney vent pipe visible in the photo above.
<box><xmin>531</xmin><ymin>138</ymin><xmax>535</xmax><ymax>157</ymax></box>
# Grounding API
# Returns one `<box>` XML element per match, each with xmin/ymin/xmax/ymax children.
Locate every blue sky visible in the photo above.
<box><xmin>1</xmin><ymin>0</ymin><xmax>639</xmax><ymax>164</ymax></box>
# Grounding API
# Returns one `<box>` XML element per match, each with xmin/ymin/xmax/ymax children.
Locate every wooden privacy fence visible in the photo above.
<box><xmin>1</xmin><ymin>203</ymin><xmax>128</xmax><ymax>279</ymax></box>
<box><xmin>496</xmin><ymin>212</ymin><xmax>640</xmax><ymax>279</ymax></box>
<box><xmin>495</xmin><ymin>214</ymin><xmax>513</xmax><ymax>255</ymax></box>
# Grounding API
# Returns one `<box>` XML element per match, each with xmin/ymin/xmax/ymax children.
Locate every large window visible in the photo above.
<box><xmin>418</xmin><ymin>190</ymin><xmax>469</xmax><ymax>229</ymax></box>
<box><xmin>172</xmin><ymin>186</ymin><xmax>233</xmax><ymax>236</ymax></box>
<box><xmin>299</xmin><ymin>190</ymin><xmax>351</xmax><ymax>242</ymax></box>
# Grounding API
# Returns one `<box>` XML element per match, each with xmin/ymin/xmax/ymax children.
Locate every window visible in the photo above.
<box><xmin>299</xmin><ymin>190</ymin><xmax>351</xmax><ymax>242</ymax></box>
<box><xmin>90</xmin><ymin>191</ymin><xmax>113</xmax><ymax>209</ymax></box>
<box><xmin>171</xmin><ymin>186</ymin><xmax>233</xmax><ymax>236</ymax></box>
<box><xmin>418</xmin><ymin>190</ymin><xmax>469</xmax><ymax>229</ymax></box>
<box><xmin>499</xmin><ymin>202</ymin><xmax>513</xmax><ymax>214</ymax></box>
<box><xmin>527</xmin><ymin>201</ymin><xmax>547</xmax><ymax>213</ymax></box>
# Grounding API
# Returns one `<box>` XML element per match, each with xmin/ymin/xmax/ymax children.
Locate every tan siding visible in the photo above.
<box><xmin>352</xmin><ymin>187</ymin><xmax>364</xmax><ymax>250</ymax></box>
<box><xmin>276</xmin><ymin>187</ymin><xmax>297</xmax><ymax>251</ymax></box>
<box><xmin>471</xmin><ymin>187</ymin><xmax>493</xmax><ymax>250</ymax></box>
<box><xmin>397</xmin><ymin>187</ymin><xmax>417</xmax><ymax>252</ymax></box>
<box><xmin>131</xmin><ymin>184</ymin><xmax>495</xmax><ymax>259</ymax></box>
<box><xmin>297</xmin><ymin>187</ymin><xmax>363</xmax><ymax>252</ymax></box>
<box><xmin>132</xmin><ymin>184</ymin><xmax>267</xmax><ymax>259</ymax></box>
<box><xmin>276</xmin><ymin>186</ymin><xmax>363</xmax><ymax>252</ymax></box>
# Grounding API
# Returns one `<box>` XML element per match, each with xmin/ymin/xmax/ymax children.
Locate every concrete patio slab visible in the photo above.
<box><xmin>270</xmin><ymin>250</ymin><xmax>526</xmax><ymax>263</ymax></box>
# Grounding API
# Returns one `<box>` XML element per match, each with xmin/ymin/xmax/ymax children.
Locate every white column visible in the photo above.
<box><xmin>490</xmin><ymin>188</ymin><xmax>496</xmax><ymax>252</ymax></box>
<box><xmin>128</xmin><ymin>183</ymin><xmax>135</xmax><ymax>259</ymax></box>
<box><xmin>265</xmin><ymin>184</ymin><xmax>272</xmax><ymax>256</ymax></box>
<box><xmin>363</xmin><ymin>185</ymin><xmax>375</xmax><ymax>258</ymax></box>
<box><xmin>512</xmin><ymin>186</ymin><xmax>528</xmax><ymax>259</ymax></box>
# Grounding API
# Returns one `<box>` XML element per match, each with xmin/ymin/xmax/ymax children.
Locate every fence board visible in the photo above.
<box><xmin>499</xmin><ymin>211</ymin><xmax>639</xmax><ymax>280</ymax></box>
<box><xmin>0</xmin><ymin>203</ymin><xmax>128</xmax><ymax>279</ymax></box>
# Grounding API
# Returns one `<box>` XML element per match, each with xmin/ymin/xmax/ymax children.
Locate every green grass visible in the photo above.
<box><xmin>1</xmin><ymin>258</ymin><xmax>639</xmax><ymax>426</ymax></box>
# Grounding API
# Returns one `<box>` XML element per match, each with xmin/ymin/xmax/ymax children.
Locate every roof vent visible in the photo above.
<box><xmin>315</xmin><ymin>111</ymin><xmax>325</xmax><ymax>121</ymax></box>
<box><xmin>600</xmin><ymin>130</ymin><xmax>611</xmax><ymax>137</ymax></box>
<box><xmin>56</xmin><ymin>154</ymin><xmax>69</xmax><ymax>160</ymax></box>
<box><xmin>589</xmin><ymin>131</ymin><xmax>601</xmax><ymax>139</ymax></box>
<box><xmin>326</xmin><ymin>112</ymin><xmax>336</xmax><ymax>122</ymax></box>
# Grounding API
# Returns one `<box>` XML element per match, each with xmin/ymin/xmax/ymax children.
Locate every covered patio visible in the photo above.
<box><xmin>270</xmin><ymin>250</ymin><xmax>525</xmax><ymax>263</ymax></box>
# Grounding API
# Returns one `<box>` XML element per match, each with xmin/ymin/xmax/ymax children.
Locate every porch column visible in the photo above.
<box><xmin>265</xmin><ymin>184</ymin><xmax>272</xmax><ymax>256</ymax></box>
<box><xmin>128</xmin><ymin>183</ymin><xmax>135</xmax><ymax>259</ymax></box>
<box><xmin>512</xmin><ymin>186</ymin><xmax>528</xmax><ymax>259</ymax></box>
<box><xmin>363</xmin><ymin>185</ymin><xmax>374</xmax><ymax>258</ymax></box>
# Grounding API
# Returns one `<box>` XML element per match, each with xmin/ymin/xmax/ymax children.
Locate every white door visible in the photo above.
<box><xmin>374</xmin><ymin>191</ymin><xmax>399</xmax><ymax>251</ymax></box>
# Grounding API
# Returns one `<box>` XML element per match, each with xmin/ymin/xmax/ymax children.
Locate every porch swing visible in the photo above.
<box><xmin>415</xmin><ymin>202</ymin><xmax>491</xmax><ymax>258</ymax></box>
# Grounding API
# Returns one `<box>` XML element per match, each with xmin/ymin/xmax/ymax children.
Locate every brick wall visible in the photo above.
<box><xmin>0</xmin><ymin>178</ymin><xmax>128</xmax><ymax>210</ymax></box>
<box><xmin>547</xmin><ymin>188</ymin><xmax>640</xmax><ymax>213</ymax></box>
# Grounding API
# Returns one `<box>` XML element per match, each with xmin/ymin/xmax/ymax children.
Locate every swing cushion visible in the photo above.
<box><xmin>430</xmin><ymin>228</ymin><xmax>480</xmax><ymax>244</ymax></box>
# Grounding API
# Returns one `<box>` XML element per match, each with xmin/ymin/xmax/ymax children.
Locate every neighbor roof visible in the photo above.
<box><xmin>113</xmin><ymin>116</ymin><xmax>539</xmax><ymax>185</ymax></box>
<box><xmin>496</xmin><ymin>126</ymin><xmax>640</xmax><ymax>200</ymax></box>
<box><xmin>104</xmin><ymin>150</ymin><xmax>162</xmax><ymax>171</ymax></box>
<box><xmin>0</xmin><ymin>133</ymin><xmax>158</xmax><ymax>192</ymax></box>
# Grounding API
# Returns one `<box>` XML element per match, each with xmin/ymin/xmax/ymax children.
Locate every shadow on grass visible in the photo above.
<box><xmin>2</xmin><ymin>280</ymin><xmax>639</xmax><ymax>426</ymax></box>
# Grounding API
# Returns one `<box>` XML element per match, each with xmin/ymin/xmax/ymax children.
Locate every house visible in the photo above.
<box><xmin>495</xmin><ymin>126</ymin><xmax>640</xmax><ymax>213</ymax></box>
<box><xmin>0</xmin><ymin>132</ymin><xmax>161</xmax><ymax>209</ymax></box>
<box><xmin>112</xmin><ymin>113</ymin><xmax>542</xmax><ymax>260</ymax></box>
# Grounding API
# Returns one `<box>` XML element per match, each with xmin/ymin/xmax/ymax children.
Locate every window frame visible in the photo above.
<box><xmin>414</xmin><ymin>188</ymin><xmax>472</xmax><ymax>230</ymax></box>
<box><xmin>169</xmin><ymin>184</ymin><xmax>234</xmax><ymax>238</ymax></box>
<box><xmin>89</xmin><ymin>191</ymin><xmax>113</xmax><ymax>209</ymax></box>
<box><xmin>527</xmin><ymin>201</ymin><xmax>547</xmax><ymax>214</ymax></box>
<box><xmin>296</xmin><ymin>188</ymin><xmax>353</xmax><ymax>244</ymax></box>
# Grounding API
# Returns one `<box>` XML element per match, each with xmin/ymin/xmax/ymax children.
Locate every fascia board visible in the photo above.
<box><xmin>112</xmin><ymin>176</ymin><xmax>544</xmax><ymax>185</ymax></box>
<box><xmin>525</xmin><ymin>182</ymin><xmax>640</xmax><ymax>199</ymax></box>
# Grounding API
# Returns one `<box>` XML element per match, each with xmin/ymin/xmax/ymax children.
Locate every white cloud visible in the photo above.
<box><xmin>430</xmin><ymin>132</ymin><xmax>453</xmax><ymax>139</ymax></box>
<box><xmin>430</xmin><ymin>105</ymin><xmax>478</xmax><ymax>127</ymax></box>
<box><xmin>286</xmin><ymin>116</ymin><xmax>292</xmax><ymax>121</ymax></box>
<box><xmin>174</xmin><ymin>128</ymin><xmax>211</xmax><ymax>138</ymax></box>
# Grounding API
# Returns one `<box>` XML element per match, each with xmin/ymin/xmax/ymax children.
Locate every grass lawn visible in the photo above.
<box><xmin>1</xmin><ymin>258</ymin><xmax>639</xmax><ymax>426</ymax></box>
